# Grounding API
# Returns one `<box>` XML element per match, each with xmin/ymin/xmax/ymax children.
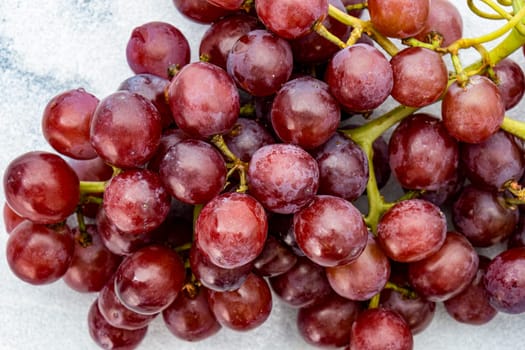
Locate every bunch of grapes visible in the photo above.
<box><xmin>4</xmin><ymin>0</ymin><xmax>525</xmax><ymax>349</ymax></box>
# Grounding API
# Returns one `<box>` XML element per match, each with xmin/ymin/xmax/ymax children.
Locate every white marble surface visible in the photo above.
<box><xmin>2</xmin><ymin>1</ymin><xmax>525</xmax><ymax>349</ymax></box>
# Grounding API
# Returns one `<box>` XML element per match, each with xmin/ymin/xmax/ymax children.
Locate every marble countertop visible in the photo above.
<box><xmin>2</xmin><ymin>1</ymin><xmax>525</xmax><ymax>349</ymax></box>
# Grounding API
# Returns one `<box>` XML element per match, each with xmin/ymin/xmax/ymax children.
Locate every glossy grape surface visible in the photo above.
<box><xmin>4</xmin><ymin>151</ymin><xmax>80</xmax><ymax>224</ymax></box>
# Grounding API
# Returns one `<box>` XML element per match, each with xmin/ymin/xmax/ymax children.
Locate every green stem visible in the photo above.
<box><xmin>174</xmin><ymin>242</ymin><xmax>193</xmax><ymax>253</ymax></box>
<box><xmin>313</xmin><ymin>21</ymin><xmax>347</xmax><ymax>49</ymax></box>
<box><xmin>327</xmin><ymin>4</ymin><xmax>399</xmax><ymax>56</ymax></box>
<box><xmin>501</xmin><ymin>116</ymin><xmax>525</xmax><ymax>139</ymax></box>
<box><xmin>79</xmin><ymin>181</ymin><xmax>106</xmax><ymax>194</ymax></box>
<box><xmin>448</xmin><ymin>4</ymin><xmax>525</xmax><ymax>52</ymax></box>
<box><xmin>384</xmin><ymin>282</ymin><xmax>418</xmax><ymax>299</ymax></box>
<box><xmin>368</xmin><ymin>293</ymin><xmax>381</xmax><ymax>309</ymax></box>
<box><xmin>468</xmin><ymin>0</ymin><xmax>510</xmax><ymax>19</ymax></box>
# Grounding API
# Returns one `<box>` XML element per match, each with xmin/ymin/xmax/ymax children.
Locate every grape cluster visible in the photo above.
<box><xmin>4</xmin><ymin>0</ymin><xmax>525</xmax><ymax>349</ymax></box>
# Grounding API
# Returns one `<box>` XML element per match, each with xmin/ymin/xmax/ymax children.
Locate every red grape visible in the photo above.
<box><xmin>88</xmin><ymin>300</ymin><xmax>148</xmax><ymax>350</ymax></box>
<box><xmin>297</xmin><ymin>293</ymin><xmax>361</xmax><ymax>348</ymax></box>
<box><xmin>126</xmin><ymin>21</ymin><xmax>190</xmax><ymax>79</ymax></box>
<box><xmin>247</xmin><ymin>144</ymin><xmax>319</xmax><ymax>214</ymax></box>
<box><xmin>207</xmin><ymin>273</ymin><xmax>272</xmax><ymax>331</ymax></box>
<box><xmin>199</xmin><ymin>14</ymin><xmax>260</xmax><ymax>70</ymax></box>
<box><xmin>255</xmin><ymin>0</ymin><xmax>328</xmax><ymax>39</ymax></box>
<box><xmin>484</xmin><ymin>247</ymin><xmax>525</xmax><ymax>314</ymax></box>
<box><xmin>377</xmin><ymin>199</ymin><xmax>447</xmax><ymax>263</ymax></box>
<box><xmin>114</xmin><ymin>245</ymin><xmax>186</xmax><ymax>315</ymax></box>
<box><xmin>390</xmin><ymin>47</ymin><xmax>448</xmax><ymax>107</ymax></box>
<box><xmin>41</xmin><ymin>88</ymin><xmax>99</xmax><ymax>159</ymax></box>
<box><xmin>167</xmin><ymin>61</ymin><xmax>240</xmax><ymax>138</ymax></box>
<box><xmin>227</xmin><ymin>29</ymin><xmax>293</xmax><ymax>97</ymax></box>
<box><xmin>269</xmin><ymin>256</ymin><xmax>332</xmax><ymax>308</ymax></box>
<box><xmin>388</xmin><ymin>113</ymin><xmax>459</xmax><ymax>191</ymax></box>
<box><xmin>442</xmin><ymin>75</ymin><xmax>505</xmax><ymax>144</ymax></box>
<box><xmin>118</xmin><ymin>73</ymin><xmax>173</xmax><ymax>129</ymax></box>
<box><xmin>408</xmin><ymin>232</ymin><xmax>479</xmax><ymax>302</ymax></box>
<box><xmin>63</xmin><ymin>225</ymin><xmax>121</xmax><ymax>293</ymax></box>
<box><xmin>350</xmin><ymin>307</ymin><xmax>414</xmax><ymax>350</ymax></box>
<box><xmin>98</xmin><ymin>276</ymin><xmax>158</xmax><ymax>330</ymax></box>
<box><xmin>414</xmin><ymin>0</ymin><xmax>463</xmax><ymax>46</ymax></box>
<box><xmin>312</xmin><ymin>132</ymin><xmax>369</xmax><ymax>201</ymax></box>
<box><xmin>493</xmin><ymin>58</ymin><xmax>525</xmax><ymax>110</ymax></box>
<box><xmin>6</xmin><ymin>220</ymin><xmax>74</xmax><ymax>285</ymax></box>
<box><xmin>325</xmin><ymin>43</ymin><xmax>393</xmax><ymax>112</ymax></box>
<box><xmin>452</xmin><ymin>185</ymin><xmax>519</xmax><ymax>247</ymax></box>
<box><xmin>103</xmin><ymin>169</ymin><xmax>171</xmax><ymax>235</ymax></box>
<box><xmin>326</xmin><ymin>234</ymin><xmax>390</xmax><ymax>301</ymax></box>
<box><xmin>195</xmin><ymin>192</ymin><xmax>268</xmax><ymax>269</ymax></box>
<box><xmin>3</xmin><ymin>151</ymin><xmax>80</xmax><ymax>224</ymax></box>
<box><xmin>294</xmin><ymin>195</ymin><xmax>368</xmax><ymax>267</ymax></box>
<box><xmin>90</xmin><ymin>91</ymin><xmax>162</xmax><ymax>168</ymax></box>
<box><xmin>270</xmin><ymin>76</ymin><xmax>340</xmax><ymax>149</ymax></box>
<box><xmin>444</xmin><ymin>255</ymin><xmax>497</xmax><ymax>324</ymax></box>
<box><xmin>162</xmin><ymin>287</ymin><xmax>221</xmax><ymax>341</ymax></box>
<box><xmin>368</xmin><ymin>0</ymin><xmax>429</xmax><ymax>38</ymax></box>
<box><xmin>159</xmin><ymin>139</ymin><xmax>227</xmax><ymax>205</ymax></box>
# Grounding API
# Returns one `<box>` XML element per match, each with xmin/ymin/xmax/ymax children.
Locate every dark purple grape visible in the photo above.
<box><xmin>493</xmin><ymin>58</ymin><xmax>525</xmax><ymax>110</ymax></box>
<box><xmin>96</xmin><ymin>208</ymin><xmax>153</xmax><ymax>256</ymax></box>
<box><xmin>326</xmin><ymin>234</ymin><xmax>390</xmax><ymax>301</ymax></box>
<box><xmin>114</xmin><ymin>245</ymin><xmax>186</xmax><ymax>315</ymax></box>
<box><xmin>388</xmin><ymin>113</ymin><xmax>459</xmax><ymax>191</ymax></box>
<box><xmin>195</xmin><ymin>192</ymin><xmax>267</xmax><ymax>269</ymax></box>
<box><xmin>460</xmin><ymin>130</ymin><xmax>525</xmax><ymax>190</ymax></box>
<box><xmin>4</xmin><ymin>151</ymin><xmax>80</xmax><ymax>224</ymax></box>
<box><xmin>380</xmin><ymin>288</ymin><xmax>436</xmax><ymax>334</ymax></box>
<box><xmin>408</xmin><ymin>232</ymin><xmax>479</xmax><ymax>302</ymax></box>
<box><xmin>167</xmin><ymin>61</ymin><xmax>239</xmax><ymax>138</ymax></box>
<box><xmin>159</xmin><ymin>139</ymin><xmax>227</xmax><ymax>205</ymax></box>
<box><xmin>269</xmin><ymin>256</ymin><xmax>332</xmax><ymax>308</ymax></box>
<box><xmin>223</xmin><ymin>118</ymin><xmax>275</xmax><ymax>162</ymax></box>
<box><xmin>90</xmin><ymin>91</ymin><xmax>162</xmax><ymax>168</ymax></box>
<box><xmin>325</xmin><ymin>44</ymin><xmax>393</xmax><ymax>112</ymax></box>
<box><xmin>294</xmin><ymin>195</ymin><xmax>368</xmax><ymax>267</ymax></box>
<box><xmin>103</xmin><ymin>169</ymin><xmax>171</xmax><ymax>235</ymax></box>
<box><xmin>126</xmin><ymin>21</ymin><xmax>190</xmax><ymax>79</ymax></box>
<box><xmin>270</xmin><ymin>76</ymin><xmax>340</xmax><ymax>149</ymax></box>
<box><xmin>190</xmin><ymin>245</ymin><xmax>253</xmax><ymax>292</ymax></box>
<box><xmin>88</xmin><ymin>299</ymin><xmax>147</xmax><ymax>350</ymax></box>
<box><xmin>508</xmin><ymin>214</ymin><xmax>525</xmax><ymax>249</ymax></box>
<box><xmin>444</xmin><ymin>255</ymin><xmax>497</xmax><ymax>324</ymax></box>
<box><xmin>253</xmin><ymin>235</ymin><xmax>297</xmax><ymax>277</ymax></box>
<box><xmin>172</xmin><ymin>0</ymin><xmax>232</xmax><ymax>24</ymax></box>
<box><xmin>42</xmin><ymin>88</ymin><xmax>99</xmax><ymax>159</ymax></box>
<box><xmin>377</xmin><ymin>199</ymin><xmax>447</xmax><ymax>263</ymax></box>
<box><xmin>390</xmin><ymin>47</ymin><xmax>448</xmax><ymax>107</ymax></box>
<box><xmin>98</xmin><ymin>276</ymin><xmax>158</xmax><ymax>330</ymax></box>
<box><xmin>227</xmin><ymin>29</ymin><xmax>293</xmax><ymax>97</ymax></box>
<box><xmin>350</xmin><ymin>307</ymin><xmax>414</xmax><ymax>350</ymax></box>
<box><xmin>268</xmin><ymin>213</ymin><xmax>305</xmax><ymax>257</ymax></box>
<box><xmin>368</xmin><ymin>0</ymin><xmax>429</xmax><ymax>38</ymax></box>
<box><xmin>255</xmin><ymin>0</ymin><xmax>328</xmax><ymax>39</ymax></box>
<box><xmin>297</xmin><ymin>293</ymin><xmax>361</xmax><ymax>348</ymax></box>
<box><xmin>6</xmin><ymin>220</ymin><xmax>74</xmax><ymax>285</ymax></box>
<box><xmin>442</xmin><ymin>75</ymin><xmax>505</xmax><ymax>144</ymax></box>
<box><xmin>163</xmin><ymin>287</ymin><xmax>221</xmax><ymax>341</ymax></box>
<box><xmin>118</xmin><ymin>74</ymin><xmax>173</xmax><ymax>129</ymax></box>
<box><xmin>484</xmin><ymin>247</ymin><xmax>525</xmax><ymax>314</ymax></box>
<box><xmin>414</xmin><ymin>0</ymin><xmax>463</xmax><ymax>46</ymax></box>
<box><xmin>63</xmin><ymin>225</ymin><xmax>121</xmax><ymax>293</ymax></box>
<box><xmin>452</xmin><ymin>185</ymin><xmax>518</xmax><ymax>247</ymax></box>
<box><xmin>207</xmin><ymin>273</ymin><xmax>272</xmax><ymax>331</ymax></box>
<box><xmin>312</xmin><ymin>133</ymin><xmax>369</xmax><ymax>201</ymax></box>
<box><xmin>247</xmin><ymin>144</ymin><xmax>319</xmax><ymax>214</ymax></box>
<box><xmin>199</xmin><ymin>14</ymin><xmax>260</xmax><ymax>70</ymax></box>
